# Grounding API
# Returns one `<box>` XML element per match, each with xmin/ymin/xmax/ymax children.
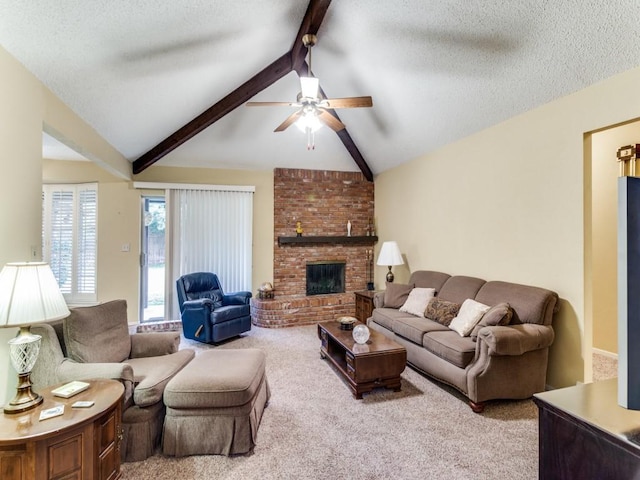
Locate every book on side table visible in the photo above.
<box><xmin>51</xmin><ymin>380</ymin><xmax>90</xmax><ymax>398</ymax></box>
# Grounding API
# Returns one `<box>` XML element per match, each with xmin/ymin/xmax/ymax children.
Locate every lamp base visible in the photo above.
<box><xmin>4</xmin><ymin>372</ymin><xmax>43</xmax><ymax>414</ymax></box>
<box><xmin>386</xmin><ymin>267</ymin><xmax>395</xmax><ymax>283</ymax></box>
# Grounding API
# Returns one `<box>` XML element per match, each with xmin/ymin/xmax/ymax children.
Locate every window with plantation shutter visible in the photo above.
<box><xmin>42</xmin><ymin>183</ymin><xmax>98</xmax><ymax>304</ymax></box>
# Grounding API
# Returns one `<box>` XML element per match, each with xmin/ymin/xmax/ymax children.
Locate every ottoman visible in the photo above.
<box><xmin>162</xmin><ymin>348</ymin><xmax>270</xmax><ymax>456</ymax></box>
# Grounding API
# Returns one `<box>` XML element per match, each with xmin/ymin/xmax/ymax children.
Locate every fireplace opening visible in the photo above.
<box><xmin>306</xmin><ymin>261</ymin><xmax>346</xmax><ymax>295</ymax></box>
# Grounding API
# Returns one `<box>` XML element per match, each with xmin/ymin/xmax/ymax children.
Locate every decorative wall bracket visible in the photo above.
<box><xmin>617</xmin><ymin>144</ymin><xmax>640</xmax><ymax>177</ymax></box>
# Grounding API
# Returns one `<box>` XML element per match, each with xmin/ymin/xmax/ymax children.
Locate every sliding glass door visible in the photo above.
<box><xmin>140</xmin><ymin>196</ymin><xmax>165</xmax><ymax>322</ymax></box>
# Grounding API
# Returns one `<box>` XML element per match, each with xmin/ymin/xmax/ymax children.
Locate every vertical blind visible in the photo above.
<box><xmin>165</xmin><ymin>187</ymin><xmax>253</xmax><ymax>319</ymax></box>
<box><xmin>42</xmin><ymin>183</ymin><xmax>97</xmax><ymax>304</ymax></box>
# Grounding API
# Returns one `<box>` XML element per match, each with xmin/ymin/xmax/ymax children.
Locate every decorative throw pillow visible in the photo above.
<box><xmin>383</xmin><ymin>283</ymin><xmax>414</xmax><ymax>308</ymax></box>
<box><xmin>424</xmin><ymin>298</ymin><xmax>461</xmax><ymax>326</ymax></box>
<box><xmin>63</xmin><ymin>299</ymin><xmax>131</xmax><ymax>363</ymax></box>
<box><xmin>399</xmin><ymin>288</ymin><xmax>436</xmax><ymax>317</ymax></box>
<box><xmin>449</xmin><ymin>299</ymin><xmax>491</xmax><ymax>337</ymax></box>
<box><xmin>470</xmin><ymin>302</ymin><xmax>513</xmax><ymax>341</ymax></box>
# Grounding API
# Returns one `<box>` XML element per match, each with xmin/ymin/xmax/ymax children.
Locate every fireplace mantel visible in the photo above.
<box><xmin>278</xmin><ymin>235</ymin><xmax>378</xmax><ymax>246</ymax></box>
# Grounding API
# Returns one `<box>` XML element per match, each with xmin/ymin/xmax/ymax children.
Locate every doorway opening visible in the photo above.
<box><xmin>141</xmin><ymin>196</ymin><xmax>165</xmax><ymax>322</ymax></box>
<box><xmin>587</xmin><ymin>117</ymin><xmax>640</xmax><ymax>384</ymax></box>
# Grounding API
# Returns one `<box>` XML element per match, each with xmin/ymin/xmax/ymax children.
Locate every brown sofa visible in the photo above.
<box><xmin>367</xmin><ymin>270</ymin><xmax>559</xmax><ymax>412</ymax></box>
<box><xmin>31</xmin><ymin>300</ymin><xmax>195</xmax><ymax>462</ymax></box>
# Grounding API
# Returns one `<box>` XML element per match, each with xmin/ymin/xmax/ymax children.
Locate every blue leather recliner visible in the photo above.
<box><xmin>176</xmin><ymin>272</ymin><xmax>252</xmax><ymax>344</ymax></box>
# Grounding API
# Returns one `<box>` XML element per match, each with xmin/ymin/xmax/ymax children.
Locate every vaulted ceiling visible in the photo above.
<box><xmin>2</xmin><ymin>1</ymin><xmax>640</xmax><ymax>179</ymax></box>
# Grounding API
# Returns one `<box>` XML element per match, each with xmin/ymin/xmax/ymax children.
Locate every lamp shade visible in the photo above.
<box><xmin>376</xmin><ymin>241</ymin><xmax>404</xmax><ymax>266</ymax></box>
<box><xmin>0</xmin><ymin>262</ymin><xmax>69</xmax><ymax>328</ymax></box>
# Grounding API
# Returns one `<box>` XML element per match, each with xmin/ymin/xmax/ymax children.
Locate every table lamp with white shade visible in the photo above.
<box><xmin>376</xmin><ymin>241</ymin><xmax>404</xmax><ymax>283</ymax></box>
<box><xmin>0</xmin><ymin>262</ymin><xmax>70</xmax><ymax>413</ymax></box>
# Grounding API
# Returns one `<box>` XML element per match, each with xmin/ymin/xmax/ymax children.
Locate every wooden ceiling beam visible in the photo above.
<box><xmin>133</xmin><ymin>0</ymin><xmax>374</xmax><ymax>182</ymax></box>
<box><xmin>336</xmin><ymin>127</ymin><xmax>374</xmax><ymax>182</ymax></box>
<box><xmin>132</xmin><ymin>53</ymin><xmax>292</xmax><ymax>174</ymax></box>
<box><xmin>315</xmin><ymin>80</ymin><xmax>373</xmax><ymax>181</ymax></box>
<box><xmin>290</xmin><ymin>0</ymin><xmax>332</xmax><ymax>71</ymax></box>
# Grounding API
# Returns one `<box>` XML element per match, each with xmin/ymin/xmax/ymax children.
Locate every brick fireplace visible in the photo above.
<box><xmin>251</xmin><ymin>168</ymin><xmax>375</xmax><ymax>328</ymax></box>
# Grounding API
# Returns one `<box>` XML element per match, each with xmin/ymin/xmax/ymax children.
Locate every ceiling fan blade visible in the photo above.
<box><xmin>323</xmin><ymin>97</ymin><xmax>373</xmax><ymax>108</ymax></box>
<box><xmin>275</xmin><ymin>111</ymin><xmax>303</xmax><ymax>132</ymax></box>
<box><xmin>317</xmin><ymin>110</ymin><xmax>346</xmax><ymax>132</ymax></box>
<box><xmin>247</xmin><ymin>101</ymin><xmax>299</xmax><ymax>107</ymax></box>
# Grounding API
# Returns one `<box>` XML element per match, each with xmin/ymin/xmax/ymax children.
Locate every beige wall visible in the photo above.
<box><xmin>0</xmin><ymin>46</ymin><xmax>46</xmax><ymax>403</ymax></box>
<box><xmin>374</xmin><ymin>66</ymin><xmax>640</xmax><ymax>389</ymax></box>
<box><xmin>590</xmin><ymin>120</ymin><xmax>640</xmax><ymax>354</ymax></box>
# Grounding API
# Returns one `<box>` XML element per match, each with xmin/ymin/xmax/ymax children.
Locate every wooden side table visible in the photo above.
<box><xmin>0</xmin><ymin>379</ymin><xmax>124</xmax><ymax>480</ymax></box>
<box><xmin>354</xmin><ymin>290</ymin><xmax>379</xmax><ymax>322</ymax></box>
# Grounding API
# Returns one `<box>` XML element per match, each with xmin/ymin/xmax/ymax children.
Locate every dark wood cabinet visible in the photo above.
<box><xmin>0</xmin><ymin>379</ymin><xmax>124</xmax><ymax>480</ymax></box>
<box><xmin>534</xmin><ymin>378</ymin><xmax>640</xmax><ymax>480</ymax></box>
<box><xmin>354</xmin><ymin>290</ymin><xmax>378</xmax><ymax>322</ymax></box>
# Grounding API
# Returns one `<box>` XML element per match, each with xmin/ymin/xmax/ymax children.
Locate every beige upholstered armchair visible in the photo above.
<box><xmin>31</xmin><ymin>299</ymin><xmax>195</xmax><ymax>462</ymax></box>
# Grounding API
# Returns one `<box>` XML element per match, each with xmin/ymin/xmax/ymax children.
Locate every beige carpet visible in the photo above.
<box><xmin>121</xmin><ymin>324</ymin><xmax>538</xmax><ymax>480</ymax></box>
<box><xmin>593</xmin><ymin>351</ymin><xmax>618</xmax><ymax>382</ymax></box>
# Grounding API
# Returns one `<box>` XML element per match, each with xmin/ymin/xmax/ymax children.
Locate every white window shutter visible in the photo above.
<box><xmin>43</xmin><ymin>183</ymin><xmax>97</xmax><ymax>304</ymax></box>
<box><xmin>77</xmin><ymin>187</ymin><xmax>97</xmax><ymax>295</ymax></box>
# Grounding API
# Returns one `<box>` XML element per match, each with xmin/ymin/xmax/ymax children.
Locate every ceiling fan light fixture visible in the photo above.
<box><xmin>299</xmin><ymin>76</ymin><xmax>319</xmax><ymax>100</ymax></box>
<box><xmin>295</xmin><ymin>110</ymin><xmax>322</xmax><ymax>133</ymax></box>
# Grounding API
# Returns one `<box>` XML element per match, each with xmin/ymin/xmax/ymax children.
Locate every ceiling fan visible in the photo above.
<box><xmin>246</xmin><ymin>33</ymin><xmax>373</xmax><ymax>149</ymax></box>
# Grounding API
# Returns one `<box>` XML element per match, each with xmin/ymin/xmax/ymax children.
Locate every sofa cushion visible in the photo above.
<box><xmin>383</xmin><ymin>283</ymin><xmax>414</xmax><ymax>308</ymax></box>
<box><xmin>437</xmin><ymin>276</ymin><xmax>486</xmax><ymax>305</ymax></box>
<box><xmin>370</xmin><ymin>307</ymin><xmax>413</xmax><ymax>331</ymax></box>
<box><xmin>125</xmin><ymin>349</ymin><xmax>195</xmax><ymax>407</ymax></box>
<box><xmin>393</xmin><ymin>316</ymin><xmax>450</xmax><ymax>345</ymax></box>
<box><xmin>425</xmin><ymin>298</ymin><xmax>460</xmax><ymax>326</ymax></box>
<box><xmin>408</xmin><ymin>271</ymin><xmax>451</xmax><ymax>291</ymax></box>
<box><xmin>422</xmin><ymin>331</ymin><xmax>476</xmax><ymax>368</ymax></box>
<box><xmin>399</xmin><ymin>288</ymin><xmax>436</xmax><ymax>317</ymax></box>
<box><xmin>64</xmin><ymin>299</ymin><xmax>132</xmax><ymax>363</ymax></box>
<box><xmin>210</xmin><ymin>304</ymin><xmax>251</xmax><ymax>323</ymax></box>
<box><xmin>474</xmin><ymin>281</ymin><xmax>559</xmax><ymax>326</ymax></box>
<box><xmin>164</xmin><ymin>349</ymin><xmax>266</xmax><ymax>409</ymax></box>
<box><xmin>449</xmin><ymin>299</ymin><xmax>490</xmax><ymax>337</ymax></box>
<box><xmin>470</xmin><ymin>302</ymin><xmax>513</xmax><ymax>341</ymax></box>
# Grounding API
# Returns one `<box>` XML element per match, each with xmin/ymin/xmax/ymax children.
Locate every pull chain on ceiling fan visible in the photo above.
<box><xmin>247</xmin><ymin>33</ymin><xmax>373</xmax><ymax>150</ymax></box>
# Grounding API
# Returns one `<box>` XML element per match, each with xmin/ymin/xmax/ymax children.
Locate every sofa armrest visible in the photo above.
<box><xmin>477</xmin><ymin>324</ymin><xmax>554</xmax><ymax>356</ymax></box>
<box><xmin>130</xmin><ymin>332</ymin><xmax>180</xmax><ymax>358</ymax></box>
<box><xmin>57</xmin><ymin>359</ymin><xmax>135</xmax><ymax>404</ymax></box>
<box><xmin>223</xmin><ymin>291</ymin><xmax>252</xmax><ymax>305</ymax></box>
<box><xmin>373</xmin><ymin>292</ymin><xmax>386</xmax><ymax>308</ymax></box>
<box><xmin>57</xmin><ymin>359</ymin><xmax>134</xmax><ymax>383</ymax></box>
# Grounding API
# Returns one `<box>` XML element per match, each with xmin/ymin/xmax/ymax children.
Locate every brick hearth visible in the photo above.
<box><xmin>251</xmin><ymin>168</ymin><xmax>375</xmax><ymax>328</ymax></box>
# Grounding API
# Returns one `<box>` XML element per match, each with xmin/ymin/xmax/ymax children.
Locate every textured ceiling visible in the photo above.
<box><xmin>2</xmin><ymin>1</ymin><xmax>640</xmax><ymax>176</ymax></box>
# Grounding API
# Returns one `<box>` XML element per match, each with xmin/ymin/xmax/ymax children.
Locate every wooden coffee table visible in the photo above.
<box><xmin>317</xmin><ymin>321</ymin><xmax>407</xmax><ymax>399</ymax></box>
